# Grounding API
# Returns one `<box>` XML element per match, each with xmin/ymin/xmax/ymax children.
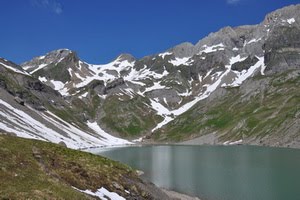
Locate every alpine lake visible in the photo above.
<box><xmin>92</xmin><ymin>145</ymin><xmax>300</xmax><ymax>200</ymax></box>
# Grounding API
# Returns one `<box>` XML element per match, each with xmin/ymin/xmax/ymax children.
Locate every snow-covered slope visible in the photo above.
<box><xmin>0</xmin><ymin>98</ymin><xmax>131</xmax><ymax>149</ymax></box>
<box><xmin>21</xmin><ymin>36</ymin><xmax>269</xmax><ymax>135</ymax></box>
<box><xmin>0</xmin><ymin>59</ymin><xmax>132</xmax><ymax>149</ymax></box>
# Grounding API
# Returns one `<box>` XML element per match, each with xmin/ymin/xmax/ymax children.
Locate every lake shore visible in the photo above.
<box><xmin>137</xmin><ymin>130</ymin><xmax>300</xmax><ymax>150</ymax></box>
<box><xmin>162</xmin><ymin>188</ymin><xmax>201</xmax><ymax>200</ymax></box>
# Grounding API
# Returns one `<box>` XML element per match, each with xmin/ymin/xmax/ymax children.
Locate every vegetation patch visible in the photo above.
<box><xmin>0</xmin><ymin>135</ymin><xmax>155</xmax><ymax>199</ymax></box>
<box><xmin>101</xmin><ymin>95</ymin><xmax>160</xmax><ymax>137</ymax></box>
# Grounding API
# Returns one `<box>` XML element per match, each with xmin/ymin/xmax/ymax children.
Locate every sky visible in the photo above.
<box><xmin>0</xmin><ymin>0</ymin><xmax>299</xmax><ymax>64</ymax></box>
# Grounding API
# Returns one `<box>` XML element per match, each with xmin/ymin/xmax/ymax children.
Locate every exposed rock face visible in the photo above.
<box><xmin>169</xmin><ymin>42</ymin><xmax>195</xmax><ymax>58</ymax></box>
<box><xmin>231</xmin><ymin>56</ymin><xmax>259</xmax><ymax>72</ymax></box>
<box><xmin>0</xmin><ymin>58</ymin><xmax>65</xmax><ymax>110</ymax></box>
<box><xmin>264</xmin><ymin>26</ymin><xmax>300</xmax><ymax>74</ymax></box>
<box><xmin>0</xmin><ymin>4</ymin><xmax>299</xmax><ymax>147</ymax></box>
<box><xmin>104</xmin><ymin>78</ymin><xmax>125</xmax><ymax>94</ymax></box>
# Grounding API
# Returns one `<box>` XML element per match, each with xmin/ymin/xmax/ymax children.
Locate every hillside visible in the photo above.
<box><xmin>0</xmin><ymin>135</ymin><xmax>170</xmax><ymax>199</ymax></box>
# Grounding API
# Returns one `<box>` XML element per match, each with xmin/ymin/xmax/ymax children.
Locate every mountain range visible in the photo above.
<box><xmin>1</xmin><ymin>4</ymin><xmax>300</xmax><ymax>149</ymax></box>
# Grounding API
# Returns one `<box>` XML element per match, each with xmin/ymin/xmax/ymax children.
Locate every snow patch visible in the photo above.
<box><xmin>177</xmin><ymin>90</ymin><xmax>192</xmax><ymax>97</ymax></box>
<box><xmin>224</xmin><ymin>140</ymin><xmax>243</xmax><ymax>145</ymax></box>
<box><xmin>67</xmin><ymin>68</ymin><xmax>73</xmax><ymax>77</ymax></box>
<box><xmin>126</xmin><ymin>66</ymin><xmax>169</xmax><ymax>82</ymax></box>
<box><xmin>169</xmin><ymin>57</ymin><xmax>192</xmax><ymax>66</ymax></box>
<box><xmin>49</xmin><ymin>80</ymin><xmax>69</xmax><ymax>96</ymax></box>
<box><xmin>150</xmin><ymin>99</ymin><xmax>170</xmax><ymax>116</ymax></box>
<box><xmin>73</xmin><ymin>186</ymin><xmax>125</xmax><ymax>200</ymax></box>
<box><xmin>129</xmin><ymin>80</ymin><xmax>146</xmax><ymax>86</ymax></box>
<box><xmin>98</xmin><ymin>94</ymin><xmax>107</xmax><ymax>99</ymax></box>
<box><xmin>30</xmin><ymin>64</ymin><xmax>48</xmax><ymax>74</ymax></box>
<box><xmin>222</xmin><ymin>56</ymin><xmax>264</xmax><ymax>87</ymax></box>
<box><xmin>281</xmin><ymin>18</ymin><xmax>296</xmax><ymax>25</ymax></box>
<box><xmin>152</xmin><ymin>116</ymin><xmax>174</xmax><ymax>132</ymax></box>
<box><xmin>77</xmin><ymin>58</ymin><xmax>135</xmax><ymax>88</ymax></box>
<box><xmin>132</xmin><ymin>136</ymin><xmax>144</xmax><ymax>142</ymax></box>
<box><xmin>50</xmin><ymin>80</ymin><xmax>64</xmax><ymax>90</ymax></box>
<box><xmin>38</xmin><ymin>76</ymin><xmax>47</xmax><ymax>82</ymax></box>
<box><xmin>158</xmin><ymin>52</ymin><xmax>172</xmax><ymax>59</ymax></box>
<box><xmin>79</xmin><ymin>92</ymin><xmax>88</xmax><ymax>99</ymax></box>
<box><xmin>22</xmin><ymin>65</ymin><xmax>33</xmax><ymax>71</ymax></box>
<box><xmin>229</xmin><ymin>140</ymin><xmax>243</xmax><ymax>145</ymax></box>
<box><xmin>87</xmin><ymin>122</ymin><xmax>132</xmax><ymax>145</ymax></box>
<box><xmin>260</xmin><ymin>58</ymin><xmax>266</xmax><ymax>75</ymax></box>
<box><xmin>75</xmin><ymin>72</ymin><xmax>85</xmax><ymax>81</ymax></box>
<box><xmin>246</xmin><ymin>38</ymin><xmax>262</xmax><ymax>45</ymax></box>
<box><xmin>56</xmin><ymin>57</ymin><xmax>65</xmax><ymax>64</ymax></box>
<box><xmin>143</xmin><ymin>82</ymin><xmax>167</xmax><ymax>93</ymax></box>
<box><xmin>229</xmin><ymin>55</ymin><xmax>247</xmax><ymax>66</ymax></box>
<box><xmin>78</xmin><ymin>61</ymin><xmax>83</xmax><ymax>70</ymax></box>
<box><xmin>163</xmin><ymin>97</ymin><xmax>168</xmax><ymax>105</ymax></box>
<box><xmin>287</xmin><ymin>18</ymin><xmax>295</xmax><ymax>24</ymax></box>
<box><xmin>199</xmin><ymin>43</ymin><xmax>225</xmax><ymax>54</ymax></box>
<box><xmin>121</xmin><ymin>88</ymin><xmax>135</xmax><ymax>99</ymax></box>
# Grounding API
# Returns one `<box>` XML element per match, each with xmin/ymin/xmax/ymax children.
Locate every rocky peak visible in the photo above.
<box><xmin>21</xmin><ymin>49</ymin><xmax>76</xmax><ymax>74</ymax></box>
<box><xmin>169</xmin><ymin>42</ymin><xmax>195</xmax><ymax>58</ymax></box>
<box><xmin>44</xmin><ymin>49</ymin><xmax>80</xmax><ymax>65</ymax></box>
<box><xmin>44</xmin><ymin>49</ymin><xmax>73</xmax><ymax>60</ymax></box>
<box><xmin>116</xmin><ymin>53</ymin><xmax>136</xmax><ymax>62</ymax></box>
<box><xmin>263</xmin><ymin>4</ymin><xmax>300</xmax><ymax>26</ymax></box>
<box><xmin>194</xmin><ymin>27</ymin><xmax>235</xmax><ymax>50</ymax></box>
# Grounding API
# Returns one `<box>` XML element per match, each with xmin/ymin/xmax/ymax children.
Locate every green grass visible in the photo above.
<box><xmin>101</xmin><ymin>95</ymin><xmax>161</xmax><ymax>137</ymax></box>
<box><xmin>246</xmin><ymin>117</ymin><xmax>260</xmax><ymax>129</ymax></box>
<box><xmin>205</xmin><ymin>112</ymin><xmax>233</xmax><ymax>128</ymax></box>
<box><xmin>0</xmin><ymin>135</ymin><xmax>151</xmax><ymax>200</ymax></box>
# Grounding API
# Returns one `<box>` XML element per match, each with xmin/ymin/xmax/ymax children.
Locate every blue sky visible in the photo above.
<box><xmin>0</xmin><ymin>0</ymin><xmax>299</xmax><ymax>64</ymax></box>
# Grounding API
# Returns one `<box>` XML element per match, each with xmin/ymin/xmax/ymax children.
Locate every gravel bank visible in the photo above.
<box><xmin>163</xmin><ymin>189</ymin><xmax>201</xmax><ymax>200</ymax></box>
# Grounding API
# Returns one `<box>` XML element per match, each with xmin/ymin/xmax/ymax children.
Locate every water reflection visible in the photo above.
<box><xmin>150</xmin><ymin>146</ymin><xmax>172</xmax><ymax>187</ymax></box>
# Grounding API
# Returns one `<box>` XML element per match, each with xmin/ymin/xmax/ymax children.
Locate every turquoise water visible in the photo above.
<box><xmin>94</xmin><ymin>145</ymin><xmax>300</xmax><ymax>200</ymax></box>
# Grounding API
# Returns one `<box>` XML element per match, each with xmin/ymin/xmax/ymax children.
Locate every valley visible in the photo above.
<box><xmin>0</xmin><ymin>3</ymin><xmax>300</xmax><ymax>200</ymax></box>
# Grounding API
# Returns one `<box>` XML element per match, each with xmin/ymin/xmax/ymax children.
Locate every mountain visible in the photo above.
<box><xmin>0</xmin><ymin>56</ymin><xmax>131</xmax><ymax>149</ymax></box>
<box><xmin>1</xmin><ymin>4</ymin><xmax>300</xmax><ymax>148</ymax></box>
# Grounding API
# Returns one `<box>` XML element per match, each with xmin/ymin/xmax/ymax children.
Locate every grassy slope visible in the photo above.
<box><xmin>101</xmin><ymin>95</ymin><xmax>162</xmax><ymax>137</ymax></box>
<box><xmin>154</xmin><ymin>71</ymin><xmax>300</xmax><ymax>143</ymax></box>
<box><xmin>0</xmin><ymin>135</ymin><xmax>153</xmax><ymax>200</ymax></box>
